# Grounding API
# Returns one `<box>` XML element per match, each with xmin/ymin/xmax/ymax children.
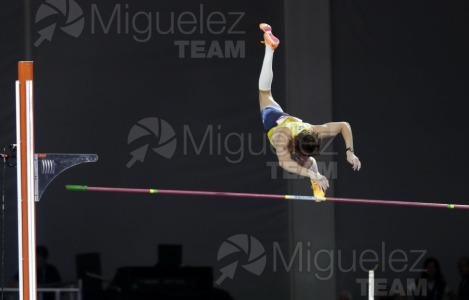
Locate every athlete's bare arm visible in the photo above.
<box><xmin>312</xmin><ymin>121</ymin><xmax>361</xmax><ymax>171</ymax></box>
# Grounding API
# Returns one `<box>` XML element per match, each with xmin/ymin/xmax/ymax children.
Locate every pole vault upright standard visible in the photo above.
<box><xmin>16</xmin><ymin>61</ymin><xmax>37</xmax><ymax>300</ymax></box>
<box><xmin>15</xmin><ymin>61</ymin><xmax>98</xmax><ymax>300</ymax></box>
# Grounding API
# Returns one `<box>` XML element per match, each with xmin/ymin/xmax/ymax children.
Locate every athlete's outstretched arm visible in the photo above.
<box><xmin>314</xmin><ymin>122</ymin><xmax>362</xmax><ymax>171</ymax></box>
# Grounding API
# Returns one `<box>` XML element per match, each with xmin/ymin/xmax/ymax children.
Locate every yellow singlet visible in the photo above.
<box><xmin>267</xmin><ymin>116</ymin><xmax>311</xmax><ymax>147</ymax></box>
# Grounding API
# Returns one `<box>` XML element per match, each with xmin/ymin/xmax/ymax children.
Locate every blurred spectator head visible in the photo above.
<box><xmin>36</xmin><ymin>245</ymin><xmax>49</xmax><ymax>267</ymax></box>
<box><xmin>421</xmin><ymin>257</ymin><xmax>443</xmax><ymax>282</ymax></box>
<box><xmin>459</xmin><ymin>257</ymin><xmax>469</xmax><ymax>277</ymax></box>
<box><xmin>338</xmin><ymin>290</ymin><xmax>352</xmax><ymax>300</ymax></box>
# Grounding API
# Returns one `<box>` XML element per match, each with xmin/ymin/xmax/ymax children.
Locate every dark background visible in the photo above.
<box><xmin>332</xmin><ymin>1</ymin><xmax>469</xmax><ymax>297</ymax></box>
<box><xmin>1</xmin><ymin>0</ymin><xmax>469</xmax><ymax>299</ymax></box>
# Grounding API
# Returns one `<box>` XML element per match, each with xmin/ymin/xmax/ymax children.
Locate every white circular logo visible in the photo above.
<box><xmin>216</xmin><ymin>234</ymin><xmax>266</xmax><ymax>285</ymax></box>
<box><xmin>35</xmin><ymin>0</ymin><xmax>85</xmax><ymax>47</ymax></box>
<box><xmin>127</xmin><ymin>117</ymin><xmax>177</xmax><ymax>168</ymax></box>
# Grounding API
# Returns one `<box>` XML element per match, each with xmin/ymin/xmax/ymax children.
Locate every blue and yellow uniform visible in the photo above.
<box><xmin>260</xmin><ymin>105</ymin><xmax>324</xmax><ymax>198</ymax></box>
<box><xmin>266</xmin><ymin>116</ymin><xmax>311</xmax><ymax>147</ymax></box>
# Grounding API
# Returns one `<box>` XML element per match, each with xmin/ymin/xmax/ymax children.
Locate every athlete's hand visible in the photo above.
<box><xmin>347</xmin><ymin>151</ymin><xmax>361</xmax><ymax>171</ymax></box>
<box><xmin>309</xmin><ymin>172</ymin><xmax>329</xmax><ymax>191</ymax></box>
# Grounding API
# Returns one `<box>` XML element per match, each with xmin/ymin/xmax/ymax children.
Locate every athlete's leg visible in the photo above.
<box><xmin>259</xmin><ymin>23</ymin><xmax>281</xmax><ymax>111</ymax></box>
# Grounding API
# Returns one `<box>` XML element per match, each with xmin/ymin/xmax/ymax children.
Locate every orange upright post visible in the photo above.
<box><xmin>16</xmin><ymin>61</ymin><xmax>37</xmax><ymax>300</ymax></box>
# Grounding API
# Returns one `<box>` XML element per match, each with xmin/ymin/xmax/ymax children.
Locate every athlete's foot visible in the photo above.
<box><xmin>259</xmin><ymin>23</ymin><xmax>280</xmax><ymax>50</ymax></box>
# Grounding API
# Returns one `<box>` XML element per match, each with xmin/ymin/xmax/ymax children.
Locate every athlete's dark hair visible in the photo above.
<box><xmin>293</xmin><ymin>130</ymin><xmax>321</xmax><ymax>157</ymax></box>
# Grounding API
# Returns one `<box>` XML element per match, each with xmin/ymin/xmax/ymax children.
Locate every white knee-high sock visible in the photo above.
<box><xmin>259</xmin><ymin>46</ymin><xmax>274</xmax><ymax>91</ymax></box>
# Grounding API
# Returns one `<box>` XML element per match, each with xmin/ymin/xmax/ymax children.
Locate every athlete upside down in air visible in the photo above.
<box><xmin>258</xmin><ymin>23</ymin><xmax>361</xmax><ymax>195</ymax></box>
